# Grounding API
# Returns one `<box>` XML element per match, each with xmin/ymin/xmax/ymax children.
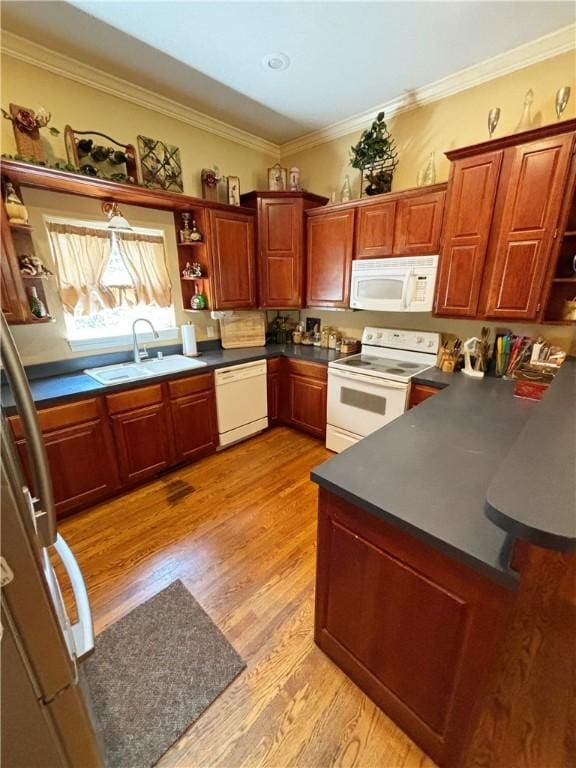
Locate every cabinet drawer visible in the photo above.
<box><xmin>105</xmin><ymin>384</ymin><xmax>163</xmax><ymax>415</ymax></box>
<box><xmin>9</xmin><ymin>397</ymin><xmax>102</xmax><ymax>438</ymax></box>
<box><xmin>167</xmin><ymin>372</ymin><xmax>214</xmax><ymax>399</ymax></box>
<box><xmin>286</xmin><ymin>359</ymin><xmax>327</xmax><ymax>382</ymax></box>
<box><xmin>266</xmin><ymin>357</ymin><xmax>282</xmax><ymax>374</ymax></box>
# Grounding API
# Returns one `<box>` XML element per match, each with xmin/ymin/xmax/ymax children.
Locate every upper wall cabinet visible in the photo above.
<box><xmin>479</xmin><ymin>133</ymin><xmax>574</xmax><ymax>320</ymax></box>
<box><xmin>208</xmin><ymin>208</ymin><xmax>256</xmax><ymax>310</ymax></box>
<box><xmin>241</xmin><ymin>191</ymin><xmax>328</xmax><ymax>309</ymax></box>
<box><xmin>355</xmin><ymin>185</ymin><xmax>446</xmax><ymax>259</ymax></box>
<box><xmin>306</xmin><ymin>207</ymin><xmax>355</xmax><ymax>308</ymax></box>
<box><xmin>434</xmin><ymin>151</ymin><xmax>504</xmax><ymax>317</ymax></box>
<box><xmin>435</xmin><ymin>120</ymin><xmax>576</xmax><ymax>322</ymax></box>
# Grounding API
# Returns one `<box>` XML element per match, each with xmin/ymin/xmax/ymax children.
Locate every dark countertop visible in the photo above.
<box><xmin>486</xmin><ymin>360</ymin><xmax>576</xmax><ymax>552</ymax></box>
<box><xmin>312</xmin><ymin>372</ymin><xmax>541</xmax><ymax>590</ymax></box>
<box><xmin>0</xmin><ymin>344</ymin><xmax>343</xmax><ymax>413</ymax></box>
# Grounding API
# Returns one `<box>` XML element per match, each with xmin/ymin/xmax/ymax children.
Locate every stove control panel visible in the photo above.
<box><xmin>361</xmin><ymin>327</ymin><xmax>440</xmax><ymax>354</ymax></box>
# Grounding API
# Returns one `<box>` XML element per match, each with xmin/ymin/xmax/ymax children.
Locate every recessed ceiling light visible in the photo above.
<box><xmin>262</xmin><ymin>53</ymin><xmax>290</xmax><ymax>71</ymax></box>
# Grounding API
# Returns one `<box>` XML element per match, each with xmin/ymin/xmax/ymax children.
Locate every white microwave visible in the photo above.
<box><xmin>350</xmin><ymin>255</ymin><xmax>439</xmax><ymax>312</ymax></box>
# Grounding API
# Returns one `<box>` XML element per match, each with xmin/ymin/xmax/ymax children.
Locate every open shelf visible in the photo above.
<box><xmin>9</xmin><ymin>222</ymin><xmax>33</xmax><ymax>232</ymax></box>
<box><xmin>177</xmin><ymin>241</ymin><xmax>204</xmax><ymax>247</ymax></box>
<box><xmin>552</xmin><ymin>277</ymin><xmax>576</xmax><ymax>283</ymax></box>
<box><xmin>563</xmin><ymin>230</ymin><xmax>576</xmax><ymax>237</ymax></box>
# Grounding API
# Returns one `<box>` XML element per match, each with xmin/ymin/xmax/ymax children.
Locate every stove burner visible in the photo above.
<box><xmin>399</xmin><ymin>362</ymin><xmax>420</xmax><ymax>369</ymax></box>
<box><xmin>385</xmin><ymin>367</ymin><xmax>408</xmax><ymax>375</ymax></box>
<box><xmin>346</xmin><ymin>359</ymin><xmax>371</xmax><ymax>366</ymax></box>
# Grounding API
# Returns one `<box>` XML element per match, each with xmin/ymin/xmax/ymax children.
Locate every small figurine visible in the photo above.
<box><xmin>18</xmin><ymin>254</ymin><xmax>53</xmax><ymax>277</ymax></box>
<box><xmin>191</xmin><ymin>262</ymin><xmax>202</xmax><ymax>277</ymax></box>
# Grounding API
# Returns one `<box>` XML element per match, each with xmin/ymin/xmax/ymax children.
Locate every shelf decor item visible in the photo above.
<box><xmin>289</xmin><ymin>167</ymin><xmax>301</xmax><ymax>191</ymax></box>
<box><xmin>416</xmin><ymin>152</ymin><xmax>436</xmax><ymax>186</ymax></box>
<box><xmin>514</xmin><ymin>89</ymin><xmax>534</xmax><ymax>133</ymax></box>
<box><xmin>137</xmin><ymin>135</ymin><xmax>183</xmax><ymax>191</ymax></box>
<box><xmin>555</xmin><ymin>86</ymin><xmax>571</xmax><ymax>120</ymax></box>
<box><xmin>190</xmin><ymin>283</ymin><xmax>207</xmax><ymax>310</ymax></box>
<box><xmin>2</xmin><ymin>104</ymin><xmax>59</xmax><ymax>163</ymax></box>
<box><xmin>268</xmin><ymin>163</ymin><xmax>287</xmax><ymax>191</ymax></box>
<box><xmin>19</xmin><ymin>254</ymin><xmax>53</xmax><ymax>278</ymax></box>
<box><xmin>227</xmin><ymin>176</ymin><xmax>240</xmax><ymax>206</ymax></box>
<box><xmin>487</xmin><ymin>107</ymin><xmax>501</xmax><ymax>138</ymax></box>
<box><xmin>65</xmin><ymin>127</ymin><xmax>139</xmax><ymax>184</ymax></box>
<box><xmin>350</xmin><ymin>111</ymin><xmax>398</xmax><ymax>197</ymax></box>
<box><xmin>340</xmin><ymin>175</ymin><xmax>352</xmax><ymax>202</ymax></box>
<box><xmin>3</xmin><ymin>181</ymin><xmax>29</xmax><ymax>224</ymax></box>
<box><xmin>201</xmin><ymin>167</ymin><xmax>222</xmax><ymax>201</ymax></box>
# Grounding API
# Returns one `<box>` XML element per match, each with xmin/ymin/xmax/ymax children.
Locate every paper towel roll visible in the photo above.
<box><xmin>181</xmin><ymin>324</ymin><xmax>198</xmax><ymax>357</ymax></box>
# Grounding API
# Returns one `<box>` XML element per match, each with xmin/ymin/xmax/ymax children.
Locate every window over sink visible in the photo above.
<box><xmin>45</xmin><ymin>218</ymin><xmax>176</xmax><ymax>350</ymax></box>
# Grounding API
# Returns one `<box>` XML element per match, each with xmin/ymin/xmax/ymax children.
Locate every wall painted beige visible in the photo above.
<box><xmin>283</xmin><ymin>51</ymin><xmax>576</xmax><ymax>199</ymax></box>
<box><xmin>0</xmin><ymin>55</ymin><xmax>276</xmax><ymax>197</ymax></box>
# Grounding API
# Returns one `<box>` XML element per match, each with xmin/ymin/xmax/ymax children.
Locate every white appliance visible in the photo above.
<box><xmin>215</xmin><ymin>360</ymin><xmax>268</xmax><ymax>447</ymax></box>
<box><xmin>350</xmin><ymin>255</ymin><xmax>439</xmax><ymax>312</ymax></box>
<box><xmin>0</xmin><ymin>313</ymin><xmax>103</xmax><ymax>766</ymax></box>
<box><xmin>326</xmin><ymin>326</ymin><xmax>440</xmax><ymax>453</ymax></box>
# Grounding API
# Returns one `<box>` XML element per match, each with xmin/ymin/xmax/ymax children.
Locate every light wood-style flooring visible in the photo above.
<box><xmin>58</xmin><ymin>426</ymin><xmax>436</xmax><ymax>768</ymax></box>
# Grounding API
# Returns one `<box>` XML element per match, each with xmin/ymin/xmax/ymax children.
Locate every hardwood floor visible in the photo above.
<box><xmin>57</xmin><ymin>426</ymin><xmax>436</xmax><ymax>768</ymax></box>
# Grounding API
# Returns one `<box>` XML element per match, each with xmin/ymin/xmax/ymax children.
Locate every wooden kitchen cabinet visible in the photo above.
<box><xmin>106</xmin><ymin>385</ymin><xmax>174</xmax><ymax>485</ymax></box>
<box><xmin>284</xmin><ymin>359</ymin><xmax>327</xmax><ymax>438</ymax></box>
<box><xmin>241</xmin><ymin>191</ymin><xmax>328</xmax><ymax>308</ymax></box>
<box><xmin>393</xmin><ymin>188</ymin><xmax>445</xmax><ymax>255</ymax></box>
<box><xmin>9</xmin><ymin>398</ymin><xmax>119</xmax><ymax>518</ymax></box>
<box><xmin>208</xmin><ymin>208</ymin><xmax>256</xmax><ymax>310</ymax></box>
<box><xmin>167</xmin><ymin>373</ymin><xmax>218</xmax><ymax>462</ymax></box>
<box><xmin>306</xmin><ymin>207</ymin><xmax>355</xmax><ymax>307</ymax></box>
<box><xmin>355</xmin><ymin>199</ymin><xmax>396</xmax><ymax>258</ymax></box>
<box><xmin>1</xmin><ymin>204</ymin><xmax>31</xmax><ymax>324</ymax></box>
<box><xmin>435</xmin><ymin>151</ymin><xmax>503</xmax><ymax>317</ymax></box>
<box><xmin>315</xmin><ymin>488</ymin><xmax>515</xmax><ymax>767</ymax></box>
<box><xmin>408</xmin><ymin>382</ymin><xmax>441</xmax><ymax>409</ymax></box>
<box><xmin>480</xmin><ymin>132</ymin><xmax>575</xmax><ymax>320</ymax></box>
<box><xmin>266</xmin><ymin>357</ymin><xmax>282</xmax><ymax>426</ymax></box>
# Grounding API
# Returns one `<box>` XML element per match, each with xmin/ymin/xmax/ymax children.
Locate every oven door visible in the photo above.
<box><xmin>350</xmin><ymin>268</ymin><xmax>411</xmax><ymax>311</ymax></box>
<box><xmin>327</xmin><ymin>368</ymin><xmax>409</xmax><ymax>438</ymax></box>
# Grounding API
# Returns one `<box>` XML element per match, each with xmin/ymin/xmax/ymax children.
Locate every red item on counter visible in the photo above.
<box><xmin>513</xmin><ymin>379</ymin><xmax>550</xmax><ymax>401</ymax></box>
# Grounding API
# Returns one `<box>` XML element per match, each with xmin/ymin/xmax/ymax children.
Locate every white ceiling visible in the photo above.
<box><xmin>2</xmin><ymin>1</ymin><xmax>575</xmax><ymax>144</ymax></box>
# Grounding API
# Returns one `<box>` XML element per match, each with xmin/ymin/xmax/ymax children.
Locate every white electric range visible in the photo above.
<box><xmin>326</xmin><ymin>327</ymin><xmax>440</xmax><ymax>453</ymax></box>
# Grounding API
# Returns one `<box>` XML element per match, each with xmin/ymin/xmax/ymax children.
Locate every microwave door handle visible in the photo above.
<box><xmin>403</xmin><ymin>271</ymin><xmax>415</xmax><ymax>308</ymax></box>
<box><xmin>0</xmin><ymin>314</ymin><xmax>56</xmax><ymax>546</ymax></box>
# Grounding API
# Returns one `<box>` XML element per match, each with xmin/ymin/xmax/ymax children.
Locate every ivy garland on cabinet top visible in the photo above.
<box><xmin>350</xmin><ymin>111</ymin><xmax>399</xmax><ymax>196</ymax></box>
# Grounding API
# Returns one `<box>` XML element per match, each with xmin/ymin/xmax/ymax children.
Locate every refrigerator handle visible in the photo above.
<box><xmin>53</xmin><ymin>534</ymin><xmax>95</xmax><ymax>659</ymax></box>
<box><xmin>0</xmin><ymin>314</ymin><xmax>56</xmax><ymax>546</ymax></box>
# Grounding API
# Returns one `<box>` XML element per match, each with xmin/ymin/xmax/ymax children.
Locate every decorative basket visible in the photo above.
<box><xmin>561</xmin><ymin>296</ymin><xmax>576</xmax><ymax>321</ymax></box>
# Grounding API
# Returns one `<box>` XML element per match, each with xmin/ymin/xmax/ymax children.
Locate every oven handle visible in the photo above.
<box><xmin>328</xmin><ymin>368</ymin><xmax>408</xmax><ymax>389</ymax></box>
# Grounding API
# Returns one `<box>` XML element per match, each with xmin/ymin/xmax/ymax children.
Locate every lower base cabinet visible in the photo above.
<box><xmin>266</xmin><ymin>357</ymin><xmax>282</xmax><ymax>426</ymax></box>
<box><xmin>9</xmin><ymin>398</ymin><xmax>119</xmax><ymax>519</ymax></box>
<box><xmin>315</xmin><ymin>488</ymin><xmax>515</xmax><ymax>767</ymax></box>
<box><xmin>168</xmin><ymin>374</ymin><xmax>218</xmax><ymax>462</ymax></box>
<box><xmin>409</xmin><ymin>382</ymin><xmax>441</xmax><ymax>409</ymax></box>
<box><xmin>281</xmin><ymin>359</ymin><xmax>327</xmax><ymax>438</ymax></box>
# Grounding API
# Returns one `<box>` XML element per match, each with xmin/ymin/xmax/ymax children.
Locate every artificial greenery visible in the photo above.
<box><xmin>350</xmin><ymin>111</ymin><xmax>398</xmax><ymax>195</ymax></box>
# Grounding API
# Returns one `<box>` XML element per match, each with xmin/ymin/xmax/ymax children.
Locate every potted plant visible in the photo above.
<box><xmin>350</xmin><ymin>111</ymin><xmax>398</xmax><ymax>196</ymax></box>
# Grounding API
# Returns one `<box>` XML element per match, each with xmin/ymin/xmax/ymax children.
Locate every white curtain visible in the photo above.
<box><xmin>46</xmin><ymin>223</ymin><xmax>172</xmax><ymax>314</ymax></box>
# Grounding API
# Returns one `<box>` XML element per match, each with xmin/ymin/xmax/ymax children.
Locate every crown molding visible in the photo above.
<box><xmin>280</xmin><ymin>24</ymin><xmax>576</xmax><ymax>158</ymax></box>
<box><xmin>0</xmin><ymin>31</ymin><xmax>280</xmax><ymax>159</ymax></box>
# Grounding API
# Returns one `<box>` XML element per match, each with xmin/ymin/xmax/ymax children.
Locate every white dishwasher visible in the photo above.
<box><xmin>215</xmin><ymin>360</ymin><xmax>268</xmax><ymax>447</ymax></box>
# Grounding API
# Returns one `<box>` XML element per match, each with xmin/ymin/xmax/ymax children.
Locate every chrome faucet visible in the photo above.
<box><xmin>132</xmin><ymin>318</ymin><xmax>159</xmax><ymax>363</ymax></box>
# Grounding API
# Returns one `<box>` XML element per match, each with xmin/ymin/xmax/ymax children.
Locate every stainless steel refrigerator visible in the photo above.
<box><xmin>1</xmin><ymin>313</ymin><xmax>104</xmax><ymax>767</ymax></box>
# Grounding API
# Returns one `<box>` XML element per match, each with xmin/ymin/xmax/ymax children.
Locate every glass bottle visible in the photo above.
<box><xmin>514</xmin><ymin>89</ymin><xmax>534</xmax><ymax>133</ymax></box>
<box><xmin>29</xmin><ymin>286</ymin><xmax>48</xmax><ymax>318</ymax></box>
<box><xmin>190</xmin><ymin>283</ymin><xmax>207</xmax><ymax>310</ymax></box>
<box><xmin>189</xmin><ymin>219</ymin><xmax>203</xmax><ymax>242</ymax></box>
<box><xmin>341</xmin><ymin>175</ymin><xmax>352</xmax><ymax>202</ymax></box>
<box><xmin>180</xmin><ymin>212</ymin><xmax>192</xmax><ymax>243</ymax></box>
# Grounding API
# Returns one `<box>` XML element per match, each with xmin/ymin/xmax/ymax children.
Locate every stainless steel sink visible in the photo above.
<box><xmin>84</xmin><ymin>355</ymin><xmax>207</xmax><ymax>386</ymax></box>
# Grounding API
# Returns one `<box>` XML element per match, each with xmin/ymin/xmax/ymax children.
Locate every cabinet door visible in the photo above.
<box><xmin>258</xmin><ymin>198</ymin><xmax>303</xmax><ymax>308</ymax></box>
<box><xmin>435</xmin><ymin>151</ymin><xmax>503</xmax><ymax>317</ymax></box>
<box><xmin>209</xmin><ymin>209</ymin><xmax>256</xmax><ymax>309</ymax></box>
<box><xmin>355</xmin><ymin>200</ymin><xmax>396</xmax><ymax>258</ymax></box>
<box><xmin>408</xmin><ymin>383</ymin><xmax>440</xmax><ymax>409</ymax></box>
<box><xmin>394</xmin><ymin>189</ymin><xmax>445</xmax><ymax>255</ymax></box>
<box><xmin>170</xmin><ymin>390</ymin><xmax>218</xmax><ymax>463</ymax></box>
<box><xmin>481</xmin><ymin>134</ymin><xmax>574</xmax><ymax>320</ymax></box>
<box><xmin>289</xmin><ymin>375</ymin><xmax>327</xmax><ymax>438</ymax></box>
<box><xmin>267</xmin><ymin>358</ymin><xmax>282</xmax><ymax>425</ymax></box>
<box><xmin>10</xmin><ymin>399</ymin><xmax>119</xmax><ymax>518</ymax></box>
<box><xmin>306</xmin><ymin>209</ymin><xmax>355</xmax><ymax>307</ymax></box>
<box><xmin>1</xmin><ymin>205</ymin><xmax>29</xmax><ymax>323</ymax></box>
<box><xmin>109</xmin><ymin>403</ymin><xmax>173</xmax><ymax>485</ymax></box>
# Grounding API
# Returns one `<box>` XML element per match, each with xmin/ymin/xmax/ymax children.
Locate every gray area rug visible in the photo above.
<box><xmin>83</xmin><ymin>580</ymin><xmax>246</xmax><ymax>768</ymax></box>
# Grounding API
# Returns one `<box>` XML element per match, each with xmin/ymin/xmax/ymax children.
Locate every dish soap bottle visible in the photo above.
<box><xmin>29</xmin><ymin>286</ymin><xmax>48</xmax><ymax>318</ymax></box>
<box><xmin>190</xmin><ymin>283</ymin><xmax>207</xmax><ymax>310</ymax></box>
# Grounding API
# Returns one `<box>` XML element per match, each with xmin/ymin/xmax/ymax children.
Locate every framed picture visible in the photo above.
<box><xmin>137</xmin><ymin>135</ymin><xmax>183</xmax><ymax>192</ymax></box>
<box><xmin>268</xmin><ymin>163</ymin><xmax>287</xmax><ymax>191</ymax></box>
<box><xmin>227</xmin><ymin>176</ymin><xmax>240</xmax><ymax>206</ymax></box>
